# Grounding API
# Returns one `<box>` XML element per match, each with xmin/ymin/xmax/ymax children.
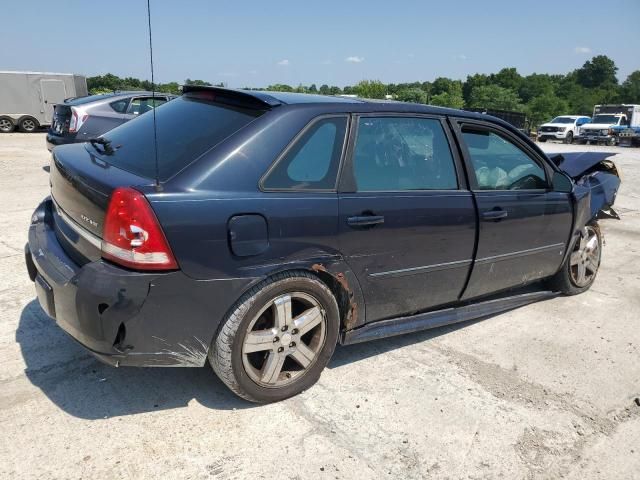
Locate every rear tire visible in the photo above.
<box><xmin>547</xmin><ymin>222</ymin><xmax>602</xmax><ymax>295</ymax></box>
<box><xmin>0</xmin><ymin>116</ymin><xmax>14</xmax><ymax>133</ymax></box>
<box><xmin>209</xmin><ymin>271</ymin><xmax>340</xmax><ymax>403</ymax></box>
<box><xmin>18</xmin><ymin>117</ymin><xmax>39</xmax><ymax>133</ymax></box>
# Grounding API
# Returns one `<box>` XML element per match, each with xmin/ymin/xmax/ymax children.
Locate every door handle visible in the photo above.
<box><xmin>481</xmin><ymin>209</ymin><xmax>508</xmax><ymax>220</ymax></box>
<box><xmin>347</xmin><ymin>215</ymin><xmax>385</xmax><ymax>228</ymax></box>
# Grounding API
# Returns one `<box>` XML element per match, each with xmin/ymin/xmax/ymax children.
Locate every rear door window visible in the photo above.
<box><xmin>100</xmin><ymin>95</ymin><xmax>264</xmax><ymax>181</ymax></box>
<box><xmin>352</xmin><ymin>116</ymin><xmax>458</xmax><ymax>191</ymax></box>
<box><xmin>262</xmin><ymin>116</ymin><xmax>347</xmax><ymax>190</ymax></box>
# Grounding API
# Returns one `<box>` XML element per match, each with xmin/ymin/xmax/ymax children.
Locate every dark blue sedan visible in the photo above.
<box><xmin>25</xmin><ymin>86</ymin><xmax>620</xmax><ymax>402</ymax></box>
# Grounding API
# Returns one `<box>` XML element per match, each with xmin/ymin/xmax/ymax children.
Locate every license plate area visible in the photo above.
<box><xmin>35</xmin><ymin>274</ymin><xmax>56</xmax><ymax>318</ymax></box>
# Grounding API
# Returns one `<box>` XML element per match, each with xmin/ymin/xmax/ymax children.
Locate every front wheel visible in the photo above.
<box><xmin>0</xmin><ymin>116</ymin><xmax>14</xmax><ymax>133</ymax></box>
<box><xmin>564</xmin><ymin>131</ymin><xmax>574</xmax><ymax>144</ymax></box>
<box><xmin>547</xmin><ymin>223</ymin><xmax>602</xmax><ymax>295</ymax></box>
<box><xmin>607</xmin><ymin>137</ymin><xmax>616</xmax><ymax>146</ymax></box>
<box><xmin>209</xmin><ymin>271</ymin><xmax>340</xmax><ymax>403</ymax></box>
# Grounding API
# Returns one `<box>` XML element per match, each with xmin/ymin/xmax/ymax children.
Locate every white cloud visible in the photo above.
<box><xmin>277</xmin><ymin>59</ymin><xmax>290</xmax><ymax>66</ymax></box>
<box><xmin>454</xmin><ymin>54</ymin><xmax>468</xmax><ymax>60</ymax></box>
<box><xmin>345</xmin><ymin>56</ymin><xmax>364</xmax><ymax>63</ymax></box>
<box><xmin>575</xmin><ymin>46</ymin><xmax>591</xmax><ymax>54</ymax></box>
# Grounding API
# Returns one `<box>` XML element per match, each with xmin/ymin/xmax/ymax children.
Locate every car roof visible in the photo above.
<box><xmin>182</xmin><ymin>85</ymin><xmax>494</xmax><ymax>122</ymax></box>
<box><xmin>64</xmin><ymin>91</ymin><xmax>164</xmax><ymax>106</ymax></box>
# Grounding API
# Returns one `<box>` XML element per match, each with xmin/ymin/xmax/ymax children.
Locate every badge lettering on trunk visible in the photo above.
<box><xmin>80</xmin><ymin>214</ymin><xmax>98</xmax><ymax>228</ymax></box>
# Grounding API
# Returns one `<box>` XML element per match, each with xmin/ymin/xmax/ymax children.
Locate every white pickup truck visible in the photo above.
<box><xmin>578</xmin><ymin>104</ymin><xmax>640</xmax><ymax>146</ymax></box>
<box><xmin>537</xmin><ymin>115</ymin><xmax>591</xmax><ymax>144</ymax></box>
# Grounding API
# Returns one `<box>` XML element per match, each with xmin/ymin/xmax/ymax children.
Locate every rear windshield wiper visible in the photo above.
<box><xmin>89</xmin><ymin>137</ymin><xmax>115</xmax><ymax>155</ymax></box>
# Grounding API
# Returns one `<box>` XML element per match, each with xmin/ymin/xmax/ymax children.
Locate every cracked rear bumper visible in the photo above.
<box><xmin>26</xmin><ymin>198</ymin><xmax>256</xmax><ymax>367</ymax></box>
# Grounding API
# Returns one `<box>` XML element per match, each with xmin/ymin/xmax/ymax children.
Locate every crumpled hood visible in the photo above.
<box><xmin>549</xmin><ymin>151</ymin><xmax>621</xmax><ymax>222</ymax></box>
<box><xmin>550</xmin><ymin>151</ymin><xmax>617</xmax><ymax>178</ymax></box>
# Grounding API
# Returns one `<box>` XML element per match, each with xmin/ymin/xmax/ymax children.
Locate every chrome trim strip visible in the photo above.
<box><xmin>369</xmin><ymin>259</ymin><xmax>473</xmax><ymax>278</ymax></box>
<box><xmin>52</xmin><ymin>200</ymin><xmax>102</xmax><ymax>249</ymax></box>
<box><xmin>476</xmin><ymin>243</ymin><xmax>564</xmax><ymax>265</ymax></box>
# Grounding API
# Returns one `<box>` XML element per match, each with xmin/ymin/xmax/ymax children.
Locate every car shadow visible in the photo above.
<box><xmin>17</xmin><ymin>300</ymin><xmax>252</xmax><ymax>419</ymax></box>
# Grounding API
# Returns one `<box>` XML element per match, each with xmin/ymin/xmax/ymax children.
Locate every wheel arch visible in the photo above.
<box><xmin>228</xmin><ymin>260</ymin><xmax>365</xmax><ymax>339</ymax></box>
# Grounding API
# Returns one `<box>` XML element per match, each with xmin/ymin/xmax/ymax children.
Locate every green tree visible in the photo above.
<box><xmin>308</xmin><ymin>84</ymin><xmax>318</xmax><ymax>93</ymax></box>
<box><xmin>518</xmin><ymin>73</ymin><xmax>556</xmax><ymax>103</ymax></box>
<box><xmin>319</xmin><ymin>84</ymin><xmax>330</xmax><ymax>95</ymax></box>
<box><xmin>266</xmin><ymin>84</ymin><xmax>294</xmax><ymax>92</ymax></box>
<box><xmin>430</xmin><ymin>82</ymin><xmax>464</xmax><ymax>109</ymax></box>
<box><xmin>491</xmin><ymin>67</ymin><xmax>522</xmax><ymax>92</ymax></box>
<box><xmin>463</xmin><ymin>73</ymin><xmax>489</xmax><ymax>104</ymax></box>
<box><xmin>526</xmin><ymin>93</ymin><xmax>569</xmax><ymax>127</ymax></box>
<box><xmin>575</xmin><ymin>55</ymin><xmax>618</xmax><ymax>89</ymax></box>
<box><xmin>620</xmin><ymin>71</ymin><xmax>640</xmax><ymax>103</ymax></box>
<box><xmin>396</xmin><ymin>88</ymin><xmax>428</xmax><ymax>104</ymax></box>
<box><xmin>468</xmin><ymin>85</ymin><xmax>524</xmax><ymax>111</ymax></box>
<box><xmin>354</xmin><ymin>80</ymin><xmax>387</xmax><ymax>99</ymax></box>
<box><xmin>328</xmin><ymin>86</ymin><xmax>342</xmax><ymax>95</ymax></box>
<box><xmin>184</xmin><ymin>78</ymin><xmax>212</xmax><ymax>86</ymax></box>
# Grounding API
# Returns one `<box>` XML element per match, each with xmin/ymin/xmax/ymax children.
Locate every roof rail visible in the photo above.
<box><xmin>181</xmin><ymin>85</ymin><xmax>282</xmax><ymax>109</ymax></box>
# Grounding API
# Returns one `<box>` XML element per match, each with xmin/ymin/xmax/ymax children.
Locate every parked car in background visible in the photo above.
<box><xmin>537</xmin><ymin>115</ymin><xmax>591</xmax><ymax>144</ymax></box>
<box><xmin>0</xmin><ymin>71</ymin><xmax>87</xmax><ymax>133</ymax></box>
<box><xmin>26</xmin><ymin>87</ymin><xmax>620</xmax><ymax>403</ymax></box>
<box><xmin>46</xmin><ymin>91</ymin><xmax>175</xmax><ymax>151</ymax></box>
<box><xmin>578</xmin><ymin>104</ymin><xmax>640</xmax><ymax>145</ymax></box>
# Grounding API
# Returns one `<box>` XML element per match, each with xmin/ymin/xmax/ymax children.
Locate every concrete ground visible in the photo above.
<box><xmin>0</xmin><ymin>133</ymin><xmax>638</xmax><ymax>480</ymax></box>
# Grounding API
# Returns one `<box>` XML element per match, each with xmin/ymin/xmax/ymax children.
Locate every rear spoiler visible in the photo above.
<box><xmin>181</xmin><ymin>85</ymin><xmax>283</xmax><ymax>110</ymax></box>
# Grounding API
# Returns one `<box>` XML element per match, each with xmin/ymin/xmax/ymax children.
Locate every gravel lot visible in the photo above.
<box><xmin>1</xmin><ymin>133</ymin><xmax>639</xmax><ymax>479</ymax></box>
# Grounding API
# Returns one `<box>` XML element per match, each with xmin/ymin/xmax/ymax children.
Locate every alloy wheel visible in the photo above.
<box><xmin>21</xmin><ymin>119</ymin><xmax>36</xmax><ymax>132</ymax></box>
<box><xmin>569</xmin><ymin>226</ymin><xmax>600</xmax><ymax>287</ymax></box>
<box><xmin>0</xmin><ymin>119</ymin><xmax>13</xmax><ymax>132</ymax></box>
<box><xmin>242</xmin><ymin>292</ymin><xmax>326</xmax><ymax>388</ymax></box>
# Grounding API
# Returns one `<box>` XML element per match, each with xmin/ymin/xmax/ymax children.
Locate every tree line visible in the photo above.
<box><xmin>87</xmin><ymin>55</ymin><xmax>640</xmax><ymax>127</ymax></box>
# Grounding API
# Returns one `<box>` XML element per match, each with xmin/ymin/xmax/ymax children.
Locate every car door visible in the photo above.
<box><xmin>337</xmin><ymin>115</ymin><xmax>477</xmax><ymax>323</ymax></box>
<box><xmin>453</xmin><ymin>120</ymin><xmax>573</xmax><ymax>300</ymax></box>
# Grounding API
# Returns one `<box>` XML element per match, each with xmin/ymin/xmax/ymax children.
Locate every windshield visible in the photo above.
<box><xmin>550</xmin><ymin>117</ymin><xmax>575</xmax><ymax>124</ymax></box>
<box><xmin>99</xmin><ymin>95</ymin><xmax>264</xmax><ymax>181</ymax></box>
<box><xmin>592</xmin><ymin>115</ymin><xmax>620</xmax><ymax>124</ymax></box>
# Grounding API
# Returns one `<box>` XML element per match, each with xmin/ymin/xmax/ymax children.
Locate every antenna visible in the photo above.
<box><xmin>146</xmin><ymin>0</ymin><xmax>161</xmax><ymax>190</ymax></box>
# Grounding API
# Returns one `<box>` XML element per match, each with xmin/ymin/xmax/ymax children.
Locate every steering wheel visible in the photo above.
<box><xmin>508</xmin><ymin>174</ymin><xmax>542</xmax><ymax>190</ymax></box>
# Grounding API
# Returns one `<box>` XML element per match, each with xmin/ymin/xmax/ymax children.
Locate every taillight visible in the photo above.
<box><xmin>101</xmin><ymin>187</ymin><xmax>178</xmax><ymax>270</ymax></box>
<box><xmin>68</xmin><ymin>107</ymin><xmax>88</xmax><ymax>133</ymax></box>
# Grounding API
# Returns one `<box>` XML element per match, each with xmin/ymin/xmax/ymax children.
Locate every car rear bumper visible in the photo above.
<box><xmin>26</xmin><ymin>198</ymin><xmax>256</xmax><ymax>367</ymax></box>
<box><xmin>46</xmin><ymin>131</ymin><xmax>80</xmax><ymax>151</ymax></box>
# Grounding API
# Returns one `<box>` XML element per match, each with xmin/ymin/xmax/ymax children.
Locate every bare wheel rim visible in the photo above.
<box><xmin>22</xmin><ymin>119</ymin><xmax>36</xmax><ymax>131</ymax></box>
<box><xmin>569</xmin><ymin>226</ymin><xmax>600</xmax><ymax>287</ymax></box>
<box><xmin>242</xmin><ymin>292</ymin><xmax>326</xmax><ymax>388</ymax></box>
<box><xmin>0</xmin><ymin>119</ymin><xmax>12</xmax><ymax>131</ymax></box>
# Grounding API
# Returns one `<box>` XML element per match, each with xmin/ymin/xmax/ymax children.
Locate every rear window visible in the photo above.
<box><xmin>99</xmin><ymin>95</ymin><xmax>264</xmax><ymax>181</ymax></box>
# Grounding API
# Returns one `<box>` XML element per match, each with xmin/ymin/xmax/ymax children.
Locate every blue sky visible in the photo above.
<box><xmin>1</xmin><ymin>0</ymin><xmax>638</xmax><ymax>87</ymax></box>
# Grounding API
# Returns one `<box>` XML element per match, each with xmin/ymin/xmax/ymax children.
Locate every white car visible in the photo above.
<box><xmin>537</xmin><ymin>115</ymin><xmax>591</xmax><ymax>144</ymax></box>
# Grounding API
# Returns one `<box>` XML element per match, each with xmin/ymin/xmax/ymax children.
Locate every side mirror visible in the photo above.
<box><xmin>552</xmin><ymin>171</ymin><xmax>573</xmax><ymax>193</ymax></box>
<box><xmin>549</xmin><ymin>153</ymin><xmax>564</xmax><ymax>166</ymax></box>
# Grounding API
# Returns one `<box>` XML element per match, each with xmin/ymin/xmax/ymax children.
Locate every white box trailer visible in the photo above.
<box><xmin>0</xmin><ymin>71</ymin><xmax>88</xmax><ymax>133</ymax></box>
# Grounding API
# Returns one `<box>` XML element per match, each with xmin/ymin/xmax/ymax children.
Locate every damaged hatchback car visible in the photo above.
<box><xmin>25</xmin><ymin>86</ymin><xmax>621</xmax><ymax>403</ymax></box>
